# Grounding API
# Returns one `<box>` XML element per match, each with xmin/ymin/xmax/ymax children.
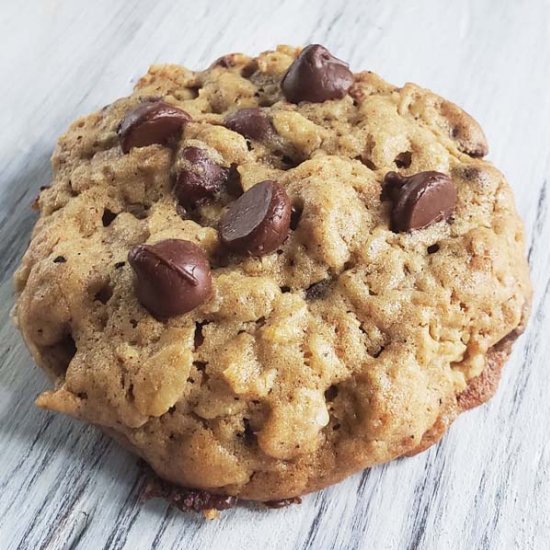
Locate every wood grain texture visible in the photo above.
<box><xmin>1</xmin><ymin>0</ymin><xmax>549</xmax><ymax>548</ymax></box>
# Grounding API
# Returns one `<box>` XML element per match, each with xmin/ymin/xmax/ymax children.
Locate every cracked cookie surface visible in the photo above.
<box><xmin>13</xmin><ymin>45</ymin><xmax>531</xmax><ymax>502</ymax></box>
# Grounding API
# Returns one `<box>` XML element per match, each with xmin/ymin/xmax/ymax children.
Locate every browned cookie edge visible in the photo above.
<box><xmin>406</xmin><ymin>318</ymin><xmax>527</xmax><ymax>457</ymax></box>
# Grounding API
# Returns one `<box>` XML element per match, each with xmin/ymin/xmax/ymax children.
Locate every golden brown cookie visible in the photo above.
<box><xmin>13</xmin><ymin>44</ymin><xmax>532</xmax><ymax>505</ymax></box>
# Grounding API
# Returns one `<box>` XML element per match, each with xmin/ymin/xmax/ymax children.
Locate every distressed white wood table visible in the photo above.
<box><xmin>1</xmin><ymin>1</ymin><xmax>549</xmax><ymax>548</ymax></box>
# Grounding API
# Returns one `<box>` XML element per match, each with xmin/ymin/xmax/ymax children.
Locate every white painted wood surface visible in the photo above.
<box><xmin>1</xmin><ymin>1</ymin><xmax>549</xmax><ymax>548</ymax></box>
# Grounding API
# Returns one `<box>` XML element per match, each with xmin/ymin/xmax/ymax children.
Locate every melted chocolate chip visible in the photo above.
<box><xmin>173</xmin><ymin>146</ymin><xmax>229</xmax><ymax>208</ymax></box>
<box><xmin>142</xmin><ymin>475</ymin><xmax>237</xmax><ymax>513</ymax></box>
<box><xmin>118</xmin><ymin>101</ymin><xmax>191</xmax><ymax>153</ymax></box>
<box><xmin>128</xmin><ymin>239</ymin><xmax>212</xmax><ymax>319</ymax></box>
<box><xmin>281</xmin><ymin>44</ymin><xmax>354</xmax><ymax>103</ymax></box>
<box><xmin>383</xmin><ymin>171</ymin><xmax>457</xmax><ymax>232</ymax></box>
<box><xmin>224</xmin><ymin>108</ymin><xmax>273</xmax><ymax>141</ymax></box>
<box><xmin>264</xmin><ymin>497</ymin><xmax>302</xmax><ymax>509</ymax></box>
<box><xmin>219</xmin><ymin>180</ymin><xmax>291</xmax><ymax>256</ymax></box>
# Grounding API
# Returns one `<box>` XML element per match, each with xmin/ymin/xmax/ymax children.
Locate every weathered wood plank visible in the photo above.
<box><xmin>1</xmin><ymin>1</ymin><xmax>549</xmax><ymax>549</ymax></box>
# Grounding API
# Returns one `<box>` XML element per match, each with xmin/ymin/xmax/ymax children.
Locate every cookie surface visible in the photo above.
<box><xmin>13</xmin><ymin>45</ymin><xmax>531</xmax><ymax>502</ymax></box>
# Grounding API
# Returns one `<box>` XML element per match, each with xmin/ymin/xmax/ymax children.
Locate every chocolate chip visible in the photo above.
<box><xmin>305</xmin><ymin>279</ymin><xmax>332</xmax><ymax>300</ymax></box>
<box><xmin>224</xmin><ymin>108</ymin><xmax>273</xmax><ymax>141</ymax></box>
<box><xmin>457</xmin><ymin>166</ymin><xmax>482</xmax><ymax>182</ymax></box>
<box><xmin>173</xmin><ymin>147</ymin><xmax>229</xmax><ymax>208</ymax></box>
<box><xmin>53</xmin><ymin>256</ymin><xmax>66</xmax><ymax>263</ymax></box>
<box><xmin>128</xmin><ymin>239</ymin><xmax>212</xmax><ymax>319</ymax></box>
<box><xmin>383</xmin><ymin>171</ymin><xmax>457</xmax><ymax>232</ymax></box>
<box><xmin>142</xmin><ymin>474</ymin><xmax>237</xmax><ymax>513</ymax></box>
<box><xmin>281</xmin><ymin>44</ymin><xmax>354</xmax><ymax>103</ymax></box>
<box><xmin>194</xmin><ymin>321</ymin><xmax>209</xmax><ymax>349</ymax></box>
<box><xmin>102</xmin><ymin>208</ymin><xmax>117</xmax><ymax>227</ymax></box>
<box><xmin>118</xmin><ymin>101</ymin><xmax>191</xmax><ymax>153</ymax></box>
<box><xmin>394</xmin><ymin>151</ymin><xmax>412</xmax><ymax>169</ymax></box>
<box><xmin>241</xmin><ymin>60</ymin><xmax>258</xmax><ymax>78</ymax></box>
<box><xmin>219</xmin><ymin>180</ymin><xmax>291</xmax><ymax>256</ymax></box>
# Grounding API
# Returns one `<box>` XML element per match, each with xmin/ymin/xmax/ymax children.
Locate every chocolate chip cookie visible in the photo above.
<box><xmin>13</xmin><ymin>44</ymin><xmax>532</xmax><ymax>507</ymax></box>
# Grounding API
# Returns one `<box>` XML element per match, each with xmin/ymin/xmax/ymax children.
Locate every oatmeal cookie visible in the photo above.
<box><xmin>13</xmin><ymin>44</ymin><xmax>531</xmax><ymax>504</ymax></box>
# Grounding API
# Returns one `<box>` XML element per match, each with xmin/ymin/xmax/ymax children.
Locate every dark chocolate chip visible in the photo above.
<box><xmin>281</xmin><ymin>44</ymin><xmax>354</xmax><ymax>103</ymax></box>
<box><xmin>102</xmin><ymin>208</ymin><xmax>118</xmax><ymax>227</ymax></box>
<box><xmin>53</xmin><ymin>256</ymin><xmax>66</xmax><ymax>263</ymax></box>
<box><xmin>114</xmin><ymin>261</ymin><xmax>126</xmax><ymax>269</ymax></box>
<box><xmin>224</xmin><ymin>108</ymin><xmax>273</xmax><ymax>141</ymax></box>
<box><xmin>383</xmin><ymin>171</ymin><xmax>457</xmax><ymax>232</ymax></box>
<box><xmin>219</xmin><ymin>180</ymin><xmax>291</xmax><ymax>256</ymax></box>
<box><xmin>173</xmin><ymin>146</ymin><xmax>229</xmax><ymax>208</ymax></box>
<box><xmin>194</xmin><ymin>321</ymin><xmax>209</xmax><ymax>349</ymax></box>
<box><xmin>128</xmin><ymin>239</ymin><xmax>212</xmax><ymax>319</ymax></box>
<box><xmin>456</xmin><ymin>165</ymin><xmax>482</xmax><ymax>182</ymax></box>
<box><xmin>118</xmin><ymin>101</ymin><xmax>191</xmax><ymax>153</ymax></box>
<box><xmin>305</xmin><ymin>279</ymin><xmax>332</xmax><ymax>300</ymax></box>
<box><xmin>394</xmin><ymin>151</ymin><xmax>412</xmax><ymax>169</ymax></box>
<box><xmin>241</xmin><ymin>60</ymin><xmax>259</xmax><ymax>78</ymax></box>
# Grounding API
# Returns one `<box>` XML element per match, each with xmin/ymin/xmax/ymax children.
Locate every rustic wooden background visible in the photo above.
<box><xmin>1</xmin><ymin>0</ymin><xmax>549</xmax><ymax>548</ymax></box>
